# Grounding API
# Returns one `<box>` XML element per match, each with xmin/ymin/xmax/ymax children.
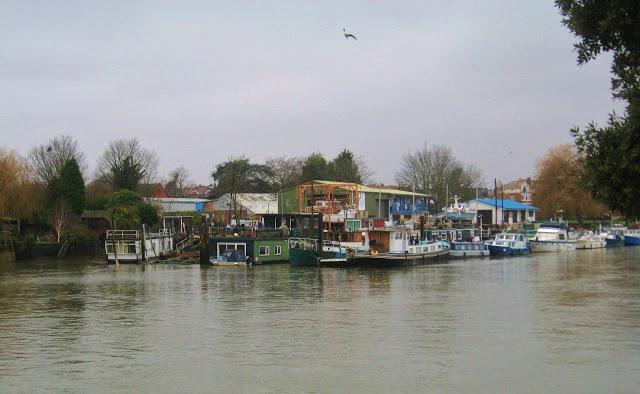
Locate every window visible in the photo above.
<box><xmin>274</xmin><ymin>245</ymin><xmax>282</xmax><ymax>255</ymax></box>
<box><xmin>106</xmin><ymin>244</ymin><xmax>113</xmax><ymax>253</ymax></box>
<box><xmin>259</xmin><ymin>246</ymin><xmax>270</xmax><ymax>256</ymax></box>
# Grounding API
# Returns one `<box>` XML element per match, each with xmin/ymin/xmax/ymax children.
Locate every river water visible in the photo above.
<box><xmin>1</xmin><ymin>248</ymin><xmax>639</xmax><ymax>393</ymax></box>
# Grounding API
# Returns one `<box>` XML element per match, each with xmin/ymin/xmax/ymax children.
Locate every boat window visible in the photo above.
<box><xmin>559</xmin><ymin>234</ymin><xmax>565</xmax><ymax>240</ymax></box>
<box><xmin>128</xmin><ymin>243</ymin><xmax>136</xmax><ymax>253</ymax></box>
<box><xmin>274</xmin><ymin>245</ymin><xmax>282</xmax><ymax>255</ymax></box>
<box><xmin>259</xmin><ymin>246</ymin><xmax>270</xmax><ymax>256</ymax></box>
<box><xmin>106</xmin><ymin>244</ymin><xmax>113</xmax><ymax>253</ymax></box>
<box><xmin>498</xmin><ymin>235</ymin><xmax>505</xmax><ymax>240</ymax></box>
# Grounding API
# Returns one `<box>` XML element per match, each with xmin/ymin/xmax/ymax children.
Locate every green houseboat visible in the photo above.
<box><xmin>208</xmin><ymin>236</ymin><xmax>289</xmax><ymax>264</ymax></box>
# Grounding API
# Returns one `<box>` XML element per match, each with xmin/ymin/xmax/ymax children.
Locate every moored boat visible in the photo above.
<box><xmin>576</xmin><ymin>233</ymin><xmax>607</xmax><ymax>249</ymax></box>
<box><xmin>450</xmin><ymin>241</ymin><xmax>489</xmax><ymax>258</ymax></box>
<box><xmin>288</xmin><ymin>238</ymin><xmax>350</xmax><ymax>266</ymax></box>
<box><xmin>209</xmin><ymin>249</ymin><xmax>256</xmax><ymax>266</ymax></box>
<box><xmin>602</xmin><ymin>226</ymin><xmax>626</xmax><ymax>246</ymax></box>
<box><xmin>529</xmin><ymin>222</ymin><xmax>577</xmax><ymax>252</ymax></box>
<box><xmin>487</xmin><ymin>232</ymin><xmax>529</xmax><ymax>256</ymax></box>
<box><xmin>348</xmin><ymin>227</ymin><xmax>449</xmax><ymax>267</ymax></box>
<box><xmin>106</xmin><ymin>228</ymin><xmax>174</xmax><ymax>263</ymax></box>
<box><xmin>623</xmin><ymin>229</ymin><xmax>640</xmax><ymax>246</ymax></box>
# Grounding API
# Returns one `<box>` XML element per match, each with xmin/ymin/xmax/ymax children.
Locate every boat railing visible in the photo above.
<box><xmin>106</xmin><ymin>230</ymin><xmax>140</xmax><ymax>240</ymax></box>
<box><xmin>208</xmin><ymin>227</ymin><xmax>295</xmax><ymax>239</ymax></box>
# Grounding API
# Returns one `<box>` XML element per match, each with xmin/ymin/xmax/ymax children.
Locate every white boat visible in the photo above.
<box><xmin>529</xmin><ymin>222</ymin><xmax>577</xmax><ymax>252</ymax></box>
<box><xmin>106</xmin><ymin>228</ymin><xmax>174</xmax><ymax>263</ymax></box>
<box><xmin>576</xmin><ymin>232</ymin><xmax>607</xmax><ymax>249</ymax></box>
<box><xmin>450</xmin><ymin>241</ymin><xmax>489</xmax><ymax>258</ymax></box>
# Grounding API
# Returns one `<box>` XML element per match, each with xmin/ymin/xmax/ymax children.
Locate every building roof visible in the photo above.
<box><xmin>288</xmin><ymin>180</ymin><xmax>428</xmax><ymax>197</ymax></box>
<box><xmin>152</xmin><ymin>197</ymin><xmax>210</xmax><ymax>203</ymax></box>
<box><xmin>470</xmin><ymin>198</ymin><xmax>540</xmax><ymax>211</ymax></box>
<box><xmin>214</xmin><ymin>193</ymin><xmax>279</xmax><ymax>215</ymax></box>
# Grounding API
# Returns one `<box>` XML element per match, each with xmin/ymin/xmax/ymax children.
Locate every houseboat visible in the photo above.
<box><xmin>529</xmin><ymin>222</ymin><xmax>577</xmax><ymax>252</ymax></box>
<box><xmin>207</xmin><ymin>231</ymin><xmax>289</xmax><ymax>265</ymax></box>
<box><xmin>348</xmin><ymin>227</ymin><xmax>449</xmax><ymax>267</ymax></box>
<box><xmin>105</xmin><ymin>228</ymin><xmax>174</xmax><ymax>263</ymax></box>
<box><xmin>487</xmin><ymin>232</ymin><xmax>529</xmax><ymax>256</ymax></box>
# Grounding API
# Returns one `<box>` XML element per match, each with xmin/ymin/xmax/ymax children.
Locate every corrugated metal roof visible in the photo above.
<box><xmin>214</xmin><ymin>193</ymin><xmax>279</xmax><ymax>215</ymax></box>
<box><xmin>470</xmin><ymin>198</ymin><xmax>540</xmax><ymax>211</ymax></box>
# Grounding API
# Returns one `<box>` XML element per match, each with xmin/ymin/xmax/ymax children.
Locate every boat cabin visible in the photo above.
<box><xmin>105</xmin><ymin>229</ymin><xmax>174</xmax><ymax>263</ymax></box>
<box><xmin>533</xmin><ymin>222</ymin><xmax>576</xmax><ymax>241</ymax></box>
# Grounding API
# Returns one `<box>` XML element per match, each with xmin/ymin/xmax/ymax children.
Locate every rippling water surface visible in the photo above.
<box><xmin>1</xmin><ymin>248</ymin><xmax>639</xmax><ymax>393</ymax></box>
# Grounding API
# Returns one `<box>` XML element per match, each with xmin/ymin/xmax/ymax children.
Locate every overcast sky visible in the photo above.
<box><xmin>2</xmin><ymin>1</ymin><xmax>624</xmax><ymax>186</ymax></box>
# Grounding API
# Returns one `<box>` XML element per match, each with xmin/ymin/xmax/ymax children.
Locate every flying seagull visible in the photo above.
<box><xmin>343</xmin><ymin>28</ymin><xmax>357</xmax><ymax>40</ymax></box>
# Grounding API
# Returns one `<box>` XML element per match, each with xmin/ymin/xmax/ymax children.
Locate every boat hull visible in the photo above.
<box><xmin>348</xmin><ymin>249</ymin><xmax>449</xmax><ymax>267</ymax></box>
<box><xmin>289</xmin><ymin>247</ymin><xmax>319</xmax><ymax>266</ymax></box>
<box><xmin>529</xmin><ymin>240</ymin><xmax>577</xmax><ymax>252</ymax></box>
<box><xmin>487</xmin><ymin>244</ymin><xmax>529</xmax><ymax>256</ymax></box>
<box><xmin>577</xmin><ymin>239</ymin><xmax>607</xmax><ymax>249</ymax></box>
<box><xmin>624</xmin><ymin>234</ymin><xmax>640</xmax><ymax>246</ymax></box>
<box><xmin>605</xmin><ymin>237</ymin><xmax>624</xmax><ymax>246</ymax></box>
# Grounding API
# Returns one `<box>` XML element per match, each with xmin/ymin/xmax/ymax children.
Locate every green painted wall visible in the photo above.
<box><xmin>254</xmin><ymin>239</ymin><xmax>289</xmax><ymax>262</ymax></box>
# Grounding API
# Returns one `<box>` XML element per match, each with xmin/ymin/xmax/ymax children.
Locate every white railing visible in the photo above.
<box><xmin>106</xmin><ymin>230</ymin><xmax>140</xmax><ymax>239</ymax></box>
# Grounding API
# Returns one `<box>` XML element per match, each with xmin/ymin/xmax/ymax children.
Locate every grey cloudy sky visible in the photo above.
<box><xmin>2</xmin><ymin>1</ymin><xmax>623</xmax><ymax>186</ymax></box>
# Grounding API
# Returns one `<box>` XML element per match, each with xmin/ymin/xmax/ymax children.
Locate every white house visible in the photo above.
<box><xmin>467</xmin><ymin>198</ymin><xmax>539</xmax><ymax>225</ymax></box>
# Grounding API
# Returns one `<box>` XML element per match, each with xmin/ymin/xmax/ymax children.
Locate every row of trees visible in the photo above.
<box><xmin>0</xmin><ymin>136</ymin><xmax>164</xmax><ymax>244</ymax></box>
<box><xmin>208</xmin><ymin>149</ymin><xmax>372</xmax><ymax>198</ymax></box>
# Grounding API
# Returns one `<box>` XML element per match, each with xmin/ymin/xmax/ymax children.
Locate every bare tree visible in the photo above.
<box><xmin>395</xmin><ymin>143</ymin><xmax>484</xmax><ymax>210</ymax></box>
<box><xmin>264</xmin><ymin>156</ymin><xmax>304</xmax><ymax>190</ymax></box>
<box><xmin>165</xmin><ymin>167</ymin><xmax>192</xmax><ymax>197</ymax></box>
<box><xmin>95</xmin><ymin>138</ymin><xmax>159</xmax><ymax>191</ymax></box>
<box><xmin>28</xmin><ymin>135</ymin><xmax>86</xmax><ymax>186</ymax></box>
<box><xmin>355</xmin><ymin>154</ymin><xmax>375</xmax><ymax>184</ymax></box>
<box><xmin>51</xmin><ymin>201</ymin><xmax>71</xmax><ymax>243</ymax></box>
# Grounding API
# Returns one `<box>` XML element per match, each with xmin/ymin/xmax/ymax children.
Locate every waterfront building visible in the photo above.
<box><xmin>467</xmin><ymin>198</ymin><xmax>539</xmax><ymax>226</ymax></box>
<box><xmin>278</xmin><ymin>180</ymin><xmax>429</xmax><ymax>242</ymax></box>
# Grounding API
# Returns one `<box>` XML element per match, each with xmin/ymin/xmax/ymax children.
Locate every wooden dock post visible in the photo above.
<box><xmin>200</xmin><ymin>217</ymin><xmax>209</xmax><ymax>265</ymax></box>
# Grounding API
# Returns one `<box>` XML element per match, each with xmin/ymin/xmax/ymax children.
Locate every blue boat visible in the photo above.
<box><xmin>623</xmin><ymin>230</ymin><xmax>640</xmax><ymax>246</ymax></box>
<box><xmin>603</xmin><ymin>226</ymin><xmax>626</xmax><ymax>246</ymax></box>
<box><xmin>487</xmin><ymin>233</ymin><xmax>529</xmax><ymax>256</ymax></box>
